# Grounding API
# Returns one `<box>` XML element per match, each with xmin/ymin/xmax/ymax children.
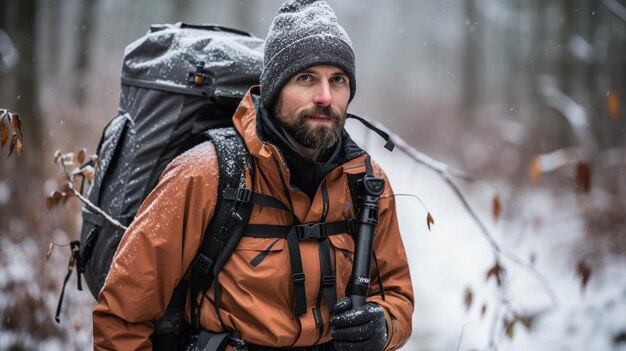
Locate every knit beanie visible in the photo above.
<box><xmin>260</xmin><ymin>0</ymin><xmax>356</xmax><ymax>110</ymax></box>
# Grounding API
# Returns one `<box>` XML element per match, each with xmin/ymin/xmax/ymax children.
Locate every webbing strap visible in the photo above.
<box><xmin>244</xmin><ymin>219</ymin><xmax>356</xmax><ymax>240</ymax></box>
<box><xmin>318</xmin><ymin>238</ymin><xmax>336</xmax><ymax>312</ymax></box>
<box><xmin>286</xmin><ymin>226</ymin><xmax>307</xmax><ymax>316</ymax></box>
<box><xmin>223</xmin><ymin>187</ymin><xmax>291</xmax><ymax>213</ymax></box>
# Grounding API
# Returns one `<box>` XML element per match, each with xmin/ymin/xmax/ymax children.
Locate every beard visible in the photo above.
<box><xmin>274</xmin><ymin>104</ymin><xmax>346</xmax><ymax>149</ymax></box>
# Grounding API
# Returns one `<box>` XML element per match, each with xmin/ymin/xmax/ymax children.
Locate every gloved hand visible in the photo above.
<box><xmin>329</xmin><ymin>297</ymin><xmax>387</xmax><ymax>351</ymax></box>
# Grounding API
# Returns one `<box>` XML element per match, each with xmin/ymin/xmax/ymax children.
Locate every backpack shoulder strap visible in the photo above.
<box><xmin>188</xmin><ymin>126</ymin><xmax>254</xmax><ymax>331</ymax></box>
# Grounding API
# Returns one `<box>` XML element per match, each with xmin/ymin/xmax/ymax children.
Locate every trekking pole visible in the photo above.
<box><xmin>349</xmin><ymin>172</ymin><xmax>385</xmax><ymax>307</ymax></box>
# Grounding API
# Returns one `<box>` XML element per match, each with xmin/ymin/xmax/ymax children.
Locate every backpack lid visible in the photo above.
<box><xmin>121</xmin><ymin>22</ymin><xmax>264</xmax><ymax>98</ymax></box>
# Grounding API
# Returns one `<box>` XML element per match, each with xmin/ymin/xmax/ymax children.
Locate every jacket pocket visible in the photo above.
<box><xmin>328</xmin><ymin>234</ymin><xmax>355</xmax><ymax>297</ymax></box>
<box><xmin>224</xmin><ymin>238</ymin><xmax>290</xmax><ymax>303</ymax></box>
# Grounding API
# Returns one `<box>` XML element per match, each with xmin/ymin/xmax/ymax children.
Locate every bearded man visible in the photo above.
<box><xmin>93</xmin><ymin>1</ymin><xmax>414</xmax><ymax>350</ymax></box>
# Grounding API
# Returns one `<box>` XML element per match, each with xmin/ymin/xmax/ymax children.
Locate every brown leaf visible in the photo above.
<box><xmin>519</xmin><ymin>315</ymin><xmax>533</xmax><ymax>331</ymax></box>
<box><xmin>575</xmin><ymin>161</ymin><xmax>592</xmax><ymax>193</ymax></box>
<box><xmin>14</xmin><ymin>113</ymin><xmax>22</xmax><ymax>136</ymax></box>
<box><xmin>82</xmin><ymin>165</ymin><xmax>95</xmax><ymax>182</ymax></box>
<box><xmin>480</xmin><ymin>304</ymin><xmax>487</xmax><ymax>318</ymax></box>
<box><xmin>10</xmin><ymin>112</ymin><xmax>19</xmax><ymax>129</ymax></box>
<box><xmin>492</xmin><ymin>194</ymin><xmax>501</xmax><ymax>222</ymax></box>
<box><xmin>529</xmin><ymin>157</ymin><xmax>542</xmax><ymax>183</ymax></box>
<box><xmin>464</xmin><ymin>288</ymin><xmax>473</xmax><ymax>311</ymax></box>
<box><xmin>0</xmin><ymin>123</ymin><xmax>8</xmax><ymax>148</ymax></box>
<box><xmin>486</xmin><ymin>261</ymin><xmax>504</xmax><ymax>286</ymax></box>
<box><xmin>16</xmin><ymin>139</ymin><xmax>22</xmax><ymax>157</ymax></box>
<box><xmin>46</xmin><ymin>243</ymin><xmax>54</xmax><ymax>261</ymax></box>
<box><xmin>426</xmin><ymin>212</ymin><xmax>434</xmax><ymax>231</ymax></box>
<box><xmin>46</xmin><ymin>195</ymin><xmax>54</xmax><ymax>210</ymax></box>
<box><xmin>608</xmin><ymin>89</ymin><xmax>620</xmax><ymax>120</ymax></box>
<box><xmin>62</xmin><ymin>183</ymin><xmax>73</xmax><ymax>193</ymax></box>
<box><xmin>76</xmin><ymin>148</ymin><xmax>86</xmax><ymax>165</ymax></box>
<box><xmin>504</xmin><ymin>318</ymin><xmax>515</xmax><ymax>339</ymax></box>
<box><xmin>52</xmin><ymin>190</ymin><xmax>63</xmax><ymax>205</ymax></box>
<box><xmin>90</xmin><ymin>154</ymin><xmax>100</xmax><ymax>167</ymax></box>
<box><xmin>8</xmin><ymin>133</ymin><xmax>17</xmax><ymax>158</ymax></box>
<box><xmin>576</xmin><ymin>259</ymin><xmax>592</xmax><ymax>291</ymax></box>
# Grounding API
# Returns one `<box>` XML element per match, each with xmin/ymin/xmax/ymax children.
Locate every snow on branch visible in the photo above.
<box><xmin>602</xmin><ymin>0</ymin><xmax>626</xmax><ymax>22</ymax></box>
<box><xmin>538</xmin><ymin>75</ymin><xmax>597</xmax><ymax>154</ymax></box>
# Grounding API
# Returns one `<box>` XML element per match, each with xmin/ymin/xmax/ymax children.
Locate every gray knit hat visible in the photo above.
<box><xmin>260</xmin><ymin>0</ymin><xmax>356</xmax><ymax>110</ymax></box>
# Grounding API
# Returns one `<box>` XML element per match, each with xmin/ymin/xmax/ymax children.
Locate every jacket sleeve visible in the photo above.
<box><xmin>366</xmin><ymin>167</ymin><xmax>414</xmax><ymax>351</ymax></box>
<box><xmin>93</xmin><ymin>142</ymin><xmax>219</xmax><ymax>351</ymax></box>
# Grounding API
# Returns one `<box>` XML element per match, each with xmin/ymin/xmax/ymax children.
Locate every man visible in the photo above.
<box><xmin>93</xmin><ymin>1</ymin><xmax>413</xmax><ymax>350</ymax></box>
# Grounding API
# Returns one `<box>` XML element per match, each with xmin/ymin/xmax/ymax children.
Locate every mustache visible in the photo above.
<box><xmin>298</xmin><ymin>105</ymin><xmax>342</xmax><ymax>120</ymax></box>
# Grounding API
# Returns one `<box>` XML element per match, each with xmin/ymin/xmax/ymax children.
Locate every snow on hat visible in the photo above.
<box><xmin>260</xmin><ymin>0</ymin><xmax>356</xmax><ymax>110</ymax></box>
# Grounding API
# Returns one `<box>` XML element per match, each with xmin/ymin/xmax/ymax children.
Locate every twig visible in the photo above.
<box><xmin>57</xmin><ymin>154</ymin><xmax>128</xmax><ymax>231</ymax></box>
<box><xmin>455</xmin><ymin>321</ymin><xmax>473</xmax><ymax>351</ymax></box>
<box><xmin>538</xmin><ymin>76</ymin><xmax>597</xmax><ymax>154</ymax></box>
<box><xmin>602</xmin><ymin>0</ymin><xmax>626</xmax><ymax>22</ymax></box>
<box><xmin>363</xmin><ymin>119</ymin><xmax>559</xmax><ymax>305</ymax></box>
<box><xmin>69</xmin><ymin>186</ymin><xmax>128</xmax><ymax>231</ymax></box>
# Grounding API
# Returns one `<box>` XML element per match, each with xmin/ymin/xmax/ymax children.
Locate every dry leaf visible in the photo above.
<box><xmin>529</xmin><ymin>157</ymin><xmax>542</xmax><ymax>183</ymax></box>
<box><xmin>0</xmin><ymin>123</ymin><xmax>8</xmax><ymax>148</ymax></box>
<box><xmin>16</xmin><ymin>139</ymin><xmax>22</xmax><ymax>157</ymax></box>
<box><xmin>46</xmin><ymin>243</ymin><xmax>54</xmax><ymax>261</ymax></box>
<box><xmin>519</xmin><ymin>315</ymin><xmax>533</xmax><ymax>331</ymax></box>
<box><xmin>52</xmin><ymin>190</ymin><xmax>63</xmax><ymax>205</ymax></box>
<box><xmin>91</xmin><ymin>154</ymin><xmax>101</xmax><ymax>167</ymax></box>
<box><xmin>608</xmin><ymin>90</ymin><xmax>620</xmax><ymax>120</ymax></box>
<box><xmin>576</xmin><ymin>259</ymin><xmax>592</xmax><ymax>291</ymax></box>
<box><xmin>464</xmin><ymin>288</ymin><xmax>473</xmax><ymax>311</ymax></box>
<box><xmin>10</xmin><ymin>112</ymin><xmax>19</xmax><ymax>129</ymax></box>
<box><xmin>426</xmin><ymin>212</ymin><xmax>434</xmax><ymax>231</ymax></box>
<box><xmin>486</xmin><ymin>261</ymin><xmax>504</xmax><ymax>286</ymax></box>
<box><xmin>76</xmin><ymin>148</ymin><xmax>86</xmax><ymax>165</ymax></box>
<box><xmin>14</xmin><ymin>113</ymin><xmax>23</xmax><ymax>136</ymax></box>
<box><xmin>480</xmin><ymin>304</ymin><xmax>487</xmax><ymax>318</ymax></box>
<box><xmin>575</xmin><ymin>161</ymin><xmax>592</xmax><ymax>193</ymax></box>
<box><xmin>492</xmin><ymin>194</ymin><xmax>501</xmax><ymax>222</ymax></box>
<box><xmin>82</xmin><ymin>165</ymin><xmax>95</xmax><ymax>182</ymax></box>
<box><xmin>8</xmin><ymin>133</ymin><xmax>17</xmax><ymax>158</ymax></box>
<box><xmin>505</xmin><ymin>319</ymin><xmax>515</xmax><ymax>339</ymax></box>
<box><xmin>46</xmin><ymin>195</ymin><xmax>54</xmax><ymax>210</ymax></box>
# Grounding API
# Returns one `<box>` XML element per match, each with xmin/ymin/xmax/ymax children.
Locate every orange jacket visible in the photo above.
<box><xmin>93</xmin><ymin>89</ymin><xmax>414</xmax><ymax>350</ymax></box>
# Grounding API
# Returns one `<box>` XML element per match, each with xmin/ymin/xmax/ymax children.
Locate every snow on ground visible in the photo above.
<box><xmin>351</xmin><ymin>121</ymin><xmax>626</xmax><ymax>351</ymax></box>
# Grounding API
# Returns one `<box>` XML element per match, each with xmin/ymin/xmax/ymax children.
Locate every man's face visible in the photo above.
<box><xmin>273</xmin><ymin>65</ymin><xmax>350</xmax><ymax>150</ymax></box>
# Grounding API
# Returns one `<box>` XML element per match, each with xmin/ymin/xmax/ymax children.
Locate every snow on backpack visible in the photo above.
<box><xmin>54</xmin><ymin>22</ymin><xmax>263</xmax><ymax>343</ymax></box>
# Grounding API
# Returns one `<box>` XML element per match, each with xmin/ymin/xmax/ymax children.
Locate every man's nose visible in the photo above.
<box><xmin>312</xmin><ymin>81</ymin><xmax>332</xmax><ymax>107</ymax></box>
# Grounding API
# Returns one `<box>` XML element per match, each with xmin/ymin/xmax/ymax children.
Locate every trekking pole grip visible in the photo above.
<box><xmin>349</xmin><ymin>174</ymin><xmax>385</xmax><ymax>308</ymax></box>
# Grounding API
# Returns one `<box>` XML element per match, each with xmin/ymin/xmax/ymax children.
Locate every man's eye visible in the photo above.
<box><xmin>331</xmin><ymin>76</ymin><xmax>346</xmax><ymax>84</ymax></box>
<box><xmin>297</xmin><ymin>74</ymin><xmax>312</xmax><ymax>82</ymax></box>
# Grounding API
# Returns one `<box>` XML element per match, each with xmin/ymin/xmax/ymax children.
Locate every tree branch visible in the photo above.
<box><xmin>602</xmin><ymin>0</ymin><xmax>626</xmax><ymax>22</ymax></box>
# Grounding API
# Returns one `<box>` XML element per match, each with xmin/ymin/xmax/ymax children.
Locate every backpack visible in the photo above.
<box><xmin>53</xmin><ymin>22</ymin><xmax>264</xmax><ymax>345</ymax></box>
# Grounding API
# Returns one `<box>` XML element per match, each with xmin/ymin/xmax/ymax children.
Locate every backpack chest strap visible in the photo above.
<box><xmin>244</xmin><ymin>218</ymin><xmax>356</xmax><ymax>240</ymax></box>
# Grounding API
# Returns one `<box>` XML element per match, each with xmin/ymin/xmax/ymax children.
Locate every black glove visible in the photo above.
<box><xmin>329</xmin><ymin>297</ymin><xmax>387</xmax><ymax>351</ymax></box>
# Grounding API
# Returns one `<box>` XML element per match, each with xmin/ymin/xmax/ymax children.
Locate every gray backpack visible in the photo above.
<box><xmin>54</xmin><ymin>22</ymin><xmax>263</xmax><ymax>349</ymax></box>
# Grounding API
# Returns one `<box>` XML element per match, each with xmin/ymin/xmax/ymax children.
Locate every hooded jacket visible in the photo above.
<box><xmin>93</xmin><ymin>88</ymin><xmax>414</xmax><ymax>350</ymax></box>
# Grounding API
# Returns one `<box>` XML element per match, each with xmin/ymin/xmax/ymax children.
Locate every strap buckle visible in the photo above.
<box><xmin>234</xmin><ymin>188</ymin><xmax>252</xmax><ymax>202</ymax></box>
<box><xmin>292</xmin><ymin>272</ymin><xmax>306</xmax><ymax>286</ymax></box>
<box><xmin>295</xmin><ymin>223</ymin><xmax>327</xmax><ymax>240</ymax></box>
<box><xmin>193</xmin><ymin>254</ymin><xmax>213</xmax><ymax>276</ymax></box>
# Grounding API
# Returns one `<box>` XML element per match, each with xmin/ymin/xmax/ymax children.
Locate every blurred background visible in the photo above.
<box><xmin>1</xmin><ymin>0</ymin><xmax>625</xmax><ymax>350</ymax></box>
